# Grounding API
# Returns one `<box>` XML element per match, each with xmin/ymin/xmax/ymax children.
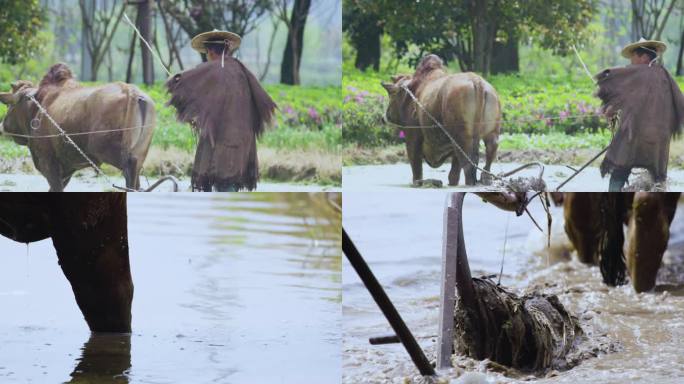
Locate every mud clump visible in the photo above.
<box><xmin>454</xmin><ymin>277</ymin><xmax>583</xmax><ymax>372</ymax></box>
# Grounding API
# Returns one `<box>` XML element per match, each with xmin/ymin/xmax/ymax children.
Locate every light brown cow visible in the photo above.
<box><xmin>382</xmin><ymin>55</ymin><xmax>501</xmax><ymax>186</ymax></box>
<box><xmin>0</xmin><ymin>63</ymin><xmax>155</xmax><ymax>191</ymax></box>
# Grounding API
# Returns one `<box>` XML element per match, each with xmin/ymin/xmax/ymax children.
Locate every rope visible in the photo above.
<box><xmin>27</xmin><ymin>94</ymin><xmax>112</xmax><ymax>184</ymax></box>
<box><xmin>3</xmin><ymin>124</ymin><xmax>153</xmax><ymax>139</ymax></box>
<box><xmin>123</xmin><ymin>13</ymin><xmax>172</xmax><ymax>77</ymax></box>
<box><xmin>393</xmin><ymin>85</ymin><xmax>617</xmax><ymax>192</ymax></box>
<box><xmin>384</xmin><ymin>110</ymin><xmax>601</xmax><ymax>130</ymax></box>
<box><xmin>399</xmin><ymin>84</ymin><xmax>503</xmax><ymax>181</ymax></box>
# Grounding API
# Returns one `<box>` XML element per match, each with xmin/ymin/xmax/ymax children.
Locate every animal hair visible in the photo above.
<box><xmin>409</xmin><ymin>54</ymin><xmax>446</xmax><ymax>93</ymax></box>
<box><xmin>598</xmin><ymin>194</ymin><xmax>627</xmax><ymax>286</ymax></box>
<box><xmin>37</xmin><ymin>63</ymin><xmax>77</xmax><ymax>101</ymax></box>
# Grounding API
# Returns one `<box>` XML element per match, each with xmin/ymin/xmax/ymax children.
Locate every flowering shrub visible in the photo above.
<box><xmin>343</xmin><ymin>85</ymin><xmax>402</xmax><ymax>147</ymax></box>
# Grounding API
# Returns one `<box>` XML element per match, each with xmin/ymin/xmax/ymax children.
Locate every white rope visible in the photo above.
<box><xmin>27</xmin><ymin>94</ymin><xmax>111</xmax><ymax>183</ymax></box>
<box><xmin>399</xmin><ymin>84</ymin><xmax>501</xmax><ymax>180</ymax></box>
<box><xmin>123</xmin><ymin>13</ymin><xmax>172</xmax><ymax>76</ymax></box>
<box><xmin>571</xmin><ymin>44</ymin><xmax>597</xmax><ymax>84</ymax></box>
<box><xmin>3</xmin><ymin>124</ymin><xmax>154</xmax><ymax>139</ymax></box>
<box><xmin>384</xmin><ymin>110</ymin><xmax>601</xmax><ymax>130</ymax></box>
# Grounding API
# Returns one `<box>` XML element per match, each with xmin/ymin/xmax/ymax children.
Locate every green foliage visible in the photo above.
<box><xmin>0</xmin><ymin>0</ymin><xmax>46</xmax><ymax>65</ymax></box>
<box><xmin>353</xmin><ymin>0</ymin><xmax>598</xmax><ymax>70</ymax></box>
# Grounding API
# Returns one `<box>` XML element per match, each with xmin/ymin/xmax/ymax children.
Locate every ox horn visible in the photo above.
<box><xmin>381</xmin><ymin>81</ymin><xmax>398</xmax><ymax>94</ymax></box>
<box><xmin>0</xmin><ymin>92</ymin><xmax>19</xmax><ymax>105</ymax></box>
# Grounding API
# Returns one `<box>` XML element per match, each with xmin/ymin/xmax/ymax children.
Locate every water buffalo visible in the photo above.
<box><xmin>0</xmin><ymin>194</ymin><xmax>133</xmax><ymax>332</ymax></box>
<box><xmin>0</xmin><ymin>63</ymin><xmax>155</xmax><ymax>191</ymax></box>
<box><xmin>382</xmin><ymin>55</ymin><xmax>501</xmax><ymax>186</ymax></box>
<box><xmin>561</xmin><ymin>192</ymin><xmax>680</xmax><ymax>292</ymax></box>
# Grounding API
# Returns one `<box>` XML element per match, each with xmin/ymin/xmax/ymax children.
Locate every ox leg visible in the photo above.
<box><xmin>564</xmin><ymin>193</ymin><xmax>602</xmax><ymax>264</ymax></box>
<box><xmin>124</xmin><ymin>157</ymin><xmax>140</xmax><ymax>190</ymax></box>
<box><xmin>46</xmin><ymin>171</ymin><xmax>65</xmax><ymax>192</ymax></box>
<box><xmin>481</xmin><ymin>134</ymin><xmax>498</xmax><ymax>184</ymax></box>
<box><xmin>48</xmin><ymin>194</ymin><xmax>133</xmax><ymax>332</ymax></box>
<box><xmin>448</xmin><ymin>156</ymin><xmax>461</xmax><ymax>186</ymax></box>
<box><xmin>406</xmin><ymin>132</ymin><xmax>424</xmax><ymax>185</ymax></box>
<box><xmin>626</xmin><ymin>192</ymin><xmax>678</xmax><ymax>292</ymax></box>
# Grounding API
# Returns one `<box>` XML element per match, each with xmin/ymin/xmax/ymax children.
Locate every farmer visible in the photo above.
<box><xmin>596</xmin><ymin>38</ymin><xmax>684</xmax><ymax>191</ymax></box>
<box><xmin>166</xmin><ymin>30</ymin><xmax>276</xmax><ymax>192</ymax></box>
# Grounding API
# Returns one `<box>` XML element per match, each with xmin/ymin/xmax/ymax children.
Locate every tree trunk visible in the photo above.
<box><xmin>491</xmin><ymin>36</ymin><xmax>519</xmax><ymax>74</ymax></box>
<box><xmin>354</xmin><ymin>27</ymin><xmax>381</xmax><ymax>71</ymax></box>
<box><xmin>138</xmin><ymin>0</ymin><xmax>154</xmax><ymax>85</ymax></box>
<box><xmin>81</xmin><ymin>0</ymin><xmax>94</xmax><ymax>81</ymax></box>
<box><xmin>470</xmin><ymin>0</ymin><xmax>495</xmax><ymax>75</ymax></box>
<box><xmin>677</xmin><ymin>29</ymin><xmax>684</xmax><ymax>76</ymax></box>
<box><xmin>126</xmin><ymin>27</ymin><xmax>137</xmax><ymax>83</ymax></box>
<box><xmin>280</xmin><ymin>0</ymin><xmax>312</xmax><ymax>85</ymax></box>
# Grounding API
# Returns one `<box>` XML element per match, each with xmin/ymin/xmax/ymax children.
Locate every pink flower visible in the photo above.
<box><xmin>399</xmin><ymin>130</ymin><xmax>405</xmax><ymax>139</ymax></box>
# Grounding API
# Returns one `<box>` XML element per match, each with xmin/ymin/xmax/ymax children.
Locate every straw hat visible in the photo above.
<box><xmin>191</xmin><ymin>29</ymin><xmax>242</xmax><ymax>54</ymax></box>
<box><xmin>621</xmin><ymin>37</ymin><xmax>667</xmax><ymax>59</ymax></box>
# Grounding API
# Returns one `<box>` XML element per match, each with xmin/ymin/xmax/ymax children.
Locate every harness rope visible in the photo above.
<box><xmin>27</xmin><ymin>93</ymin><xmax>111</xmax><ymax>183</ymax></box>
<box><xmin>398</xmin><ymin>84</ymin><xmax>504</xmax><ymax>181</ymax></box>
<box><xmin>22</xmin><ymin>94</ymin><xmax>175</xmax><ymax>192</ymax></box>
<box><xmin>394</xmin><ymin>84</ymin><xmax>613</xmax><ymax>192</ymax></box>
<box><xmin>384</xmin><ymin>110</ymin><xmax>600</xmax><ymax>130</ymax></box>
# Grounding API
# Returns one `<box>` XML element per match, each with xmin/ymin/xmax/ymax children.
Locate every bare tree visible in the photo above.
<box><xmin>160</xmin><ymin>0</ymin><xmax>272</xmax><ymax>61</ymax></box>
<box><xmin>156</xmin><ymin>0</ymin><xmax>187</xmax><ymax>71</ymax></box>
<box><xmin>631</xmin><ymin>0</ymin><xmax>678</xmax><ymax>40</ymax></box>
<box><xmin>79</xmin><ymin>0</ymin><xmax>126</xmax><ymax>81</ymax></box>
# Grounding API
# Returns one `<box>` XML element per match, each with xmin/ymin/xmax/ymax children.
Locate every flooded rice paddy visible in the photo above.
<box><xmin>0</xmin><ymin>193</ymin><xmax>341</xmax><ymax>383</ymax></box>
<box><xmin>343</xmin><ymin>192</ymin><xmax>684</xmax><ymax>383</ymax></box>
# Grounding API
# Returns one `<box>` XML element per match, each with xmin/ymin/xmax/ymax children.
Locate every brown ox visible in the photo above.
<box><xmin>382</xmin><ymin>55</ymin><xmax>501</xmax><ymax>186</ymax></box>
<box><xmin>561</xmin><ymin>192</ymin><xmax>680</xmax><ymax>292</ymax></box>
<box><xmin>0</xmin><ymin>63</ymin><xmax>155</xmax><ymax>191</ymax></box>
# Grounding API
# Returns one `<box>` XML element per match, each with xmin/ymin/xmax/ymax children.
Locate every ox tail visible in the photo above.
<box><xmin>597</xmin><ymin>194</ymin><xmax>627</xmax><ymax>286</ymax></box>
<box><xmin>470</xmin><ymin>77</ymin><xmax>486</xmax><ymax>168</ymax></box>
<box><xmin>121</xmin><ymin>86</ymin><xmax>155</xmax><ymax>186</ymax></box>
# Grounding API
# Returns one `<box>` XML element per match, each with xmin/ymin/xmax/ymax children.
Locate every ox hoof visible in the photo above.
<box><xmin>412</xmin><ymin>179</ymin><xmax>443</xmax><ymax>188</ymax></box>
<box><xmin>480</xmin><ymin>174</ymin><xmax>493</xmax><ymax>186</ymax></box>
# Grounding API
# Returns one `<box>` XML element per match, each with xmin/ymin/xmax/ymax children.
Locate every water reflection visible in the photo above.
<box><xmin>67</xmin><ymin>333</ymin><xmax>131</xmax><ymax>384</ymax></box>
<box><xmin>0</xmin><ymin>193</ymin><xmax>341</xmax><ymax>384</ymax></box>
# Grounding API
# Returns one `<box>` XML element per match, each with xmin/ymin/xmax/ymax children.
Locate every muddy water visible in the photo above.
<box><xmin>343</xmin><ymin>192</ymin><xmax>684</xmax><ymax>383</ymax></box>
<box><xmin>0</xmin><ymin>193</ymin><xmax>341</xmax><ymax>383</ymax></box>
<box><xmin>342</xmin><ymin>162</ymin><xmax>684</xmax><ymax>191</ymax></box>
<box><xmin>0</xmin><ymin>173</ymin><xmax>338</xmax><ymax>192</ymax></box>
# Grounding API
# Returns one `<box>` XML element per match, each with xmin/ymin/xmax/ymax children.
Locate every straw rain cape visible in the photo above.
<box><xmin>165</xmin><ymin>58</ymin><xmax>276</xmax><ymax>191</ymax></box>
<box><xmin>595</xmin><ymin>64</ymin><xmax>684</xmax><ymax>182</ymax></box>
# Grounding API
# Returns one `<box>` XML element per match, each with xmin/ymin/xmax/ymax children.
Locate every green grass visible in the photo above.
<box><xmin>498</xmin><ymin>132</ymin><xmax>611</xmax><ymax>151</ymax></box>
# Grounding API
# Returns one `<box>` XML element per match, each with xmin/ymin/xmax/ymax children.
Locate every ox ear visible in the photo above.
<box><xmin>0</xmin><ymin>92</ymin><xmax>18</xmax><ymax>105</ymax></box>
<box><xmin>11</xmin><ymin>80</ymin><xmax>33</xmax><ymax>93</ymax></box>
<box><xmin>381</xmin><ymin>82</ymin><xmax>399</xmax><ymax>95</ymax></box>
<box><xmin>391</xmin><ymin>75</ymin><xmax>407</xmax><ymax>83</ymax></box>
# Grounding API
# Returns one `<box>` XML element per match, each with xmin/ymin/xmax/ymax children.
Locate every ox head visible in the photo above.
<box><xmin>381</xmin><ymin>74</ymin><xmax>412</xmax><ymax>126</ymax></box>
<box><xmin>0</xmin><ymin>81</ymin><xmax>37</xmax><ymax>145</ymax></box>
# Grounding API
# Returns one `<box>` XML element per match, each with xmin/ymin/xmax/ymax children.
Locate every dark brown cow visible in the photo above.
<box><xmin>562</xmin><ymin>192</ymin><xmax>680</xmax><ymax>292</ymax></box>
<box><xmin>0</xmin><ymin>194</ymin><xmax>133</xmax><ymax>332</ymax></box>
<box><xmin>0</xmin><ymin>63</ymin><xmax>155</xmax><ymax>191</ymax></box>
